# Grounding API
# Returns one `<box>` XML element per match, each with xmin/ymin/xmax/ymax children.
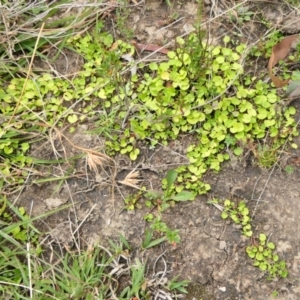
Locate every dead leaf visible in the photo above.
<box><xmin>121</xmin><ymin>53</ymin><xmax>137</xmax><ymax>76</ymax></box>
<box><xmin>290</xmin><ymin>157</ymin><xmax>300</xmax><ymax>166</ymax></box>
<box><xmin>132</xmin><ymin>41</ymin><xmax>169</xmax><ymax>54</ymax></box>
<box><xmin>87</xmin><ymin>152</ymin><xmax>107</xmax><ymax>174</ymax></box>
<box><xmin>118</xmin><ymin>170</ymin><xmax>142</xmax><ymax>189</ymax></box>
<box><xmin>110</xmin><ymin>41</ymin><xmax>119</xmax><ymax>51</ymax></box>
<box><xmin>268</xmin><ymin>34</ymin><xmax>299</xmax><ymax>87</ymax></box>
<box><xmin>156</xmin><ymin>20</ymin><xmax>170</xmax><ymax>27</ymax></box>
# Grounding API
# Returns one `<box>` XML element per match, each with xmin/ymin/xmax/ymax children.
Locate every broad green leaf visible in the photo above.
<box><xmin>216</xmin><ymin>56</ymin><xmax>225</xmax><ymax>64</ymax></box>
<box><xmin>172</xmin><ymin>191</ymin><xmax>194</xmax><ymax>201</ymax></box>
<box><xmin>166</xmin><ymin>169</ymin><xmax>178</xmax><ymax>191</ymax></box>
<box><xmin>291</xmin><ymin>143</ymin><xmax>298</xmax><ymax>149</ymax></box>
<box><xmin>257</xmin><ymin>108</ymin><xmax>268</xmax><ymax>120</ymax></box>
<box><xmin>63</xmin><ymin>91</ymin><xmax>73</xmax><ymax>101</ymax></box>
<box><xmin>236</xmin><ymin>44</ymin><xmax>246</xmax><ymax>54</ymax></box>
<box><xmin>149</xmin><ymin>62</ymin><xmax>158</xmax><ymax>70</ymax></box>
<box><xmin>129</xmin><ymin>148</ymin><xmax>140</xmax><ymax>160</ymax></box>
<box><xmin>161</xmin><ymin>71</ymin><xmax>170</xmax><ymax>80</ymax></box>
<box><xmin>288</xmin><ymin>106</ymin><xmax>296</xmax><ymax>114</ymax></box>
<box><xmin>223</xmin><ymin>36</ymin><xmax>230</xmax><ymax>44</ymax></box>
<box><xmin>264</xmin><ymin>119</ymin><xmax>276</xmax><ymax>127</ymax></box>
<box><xmin>224</xmin><ymin>199</ymin><xmax>231</xmax><ymax>207</ymax></box>
<box><xmin>144</xmin><ymin>236</ymin><xmax>167</xmax><ymax>249</ymax></box>
<box><xmin>241</xmin><ymin>207</ymin><xmax>249</xmax><ymax>216</ymax></box>
<box><xmin>167</xmin><ymin>51</ymin><xmax>176</xmax><ymax>59</ymax></box>
<box><xmin>259</xmin><ymin>233</ymin><xmax>267</xmax><ymax>242</ymax></box>
<box><xmin>267</xmin><ymin>242</ymin><xmax>275</xmax><ymax>250</ymax></box>
<box><xmin>233</xmin><ymin>147</ymin><xmax>243</xmax><ymax>156</ymax></box>
<box><xmin>267</xmin><ymin>93</ymin><xmax>278</xmax><ymax>103</ymax></box>
<box><xmin>221</xmin><ymin>211</ymin><xmax>228</xmax><ymax>219</ymax></box>
<box><xmin>256</xmin><ymin>252</ymin><xmax>264</xmax><ymax>261</ymax></box>
<box><xmin>231</xmin><ymin>53</ymin><xmax>240</xmax><ymax>60</ymax></box>
<box><xmin>244</xmin><ymin>230</ymin><xmax>253</xmax><ymax>237</ymax></box>
<box><xmin>273</xmin><ymin>254</ymin><xmax>279</xmax><ymax>262</ymax></box>
<box><xmin>259</xmin><ymin>262</ymin><xmax>267</xmax><ymax>270</ymax></box>
<box><xmin>212</xmin><ymin>46</ymin><xmax>220</xmax><ymax>56</ymax></box>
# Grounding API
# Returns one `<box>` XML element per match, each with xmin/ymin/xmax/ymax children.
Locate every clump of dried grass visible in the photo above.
<box><xmin>0</xmin><ymin>0</ymin><xmax>117</xmax><ymax>76</ymax></box>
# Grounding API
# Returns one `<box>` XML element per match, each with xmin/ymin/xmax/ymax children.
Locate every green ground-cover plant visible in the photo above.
<box><xmin>220</xmin><ymin>199</ymin><xmax>253</xmax><ymax>237</ymax></box>
<box><xmin>149</xmin><ymin>216</ymin><xmax>181</xmax><ymax>245</ymax></box>
<box><xmin>119</xmin><ymin>34</ymin><xmax>297</xmax><ymax>195</ymax></box>
<box><xmin>145</xmin><ymin>169</ymin><xmax>195</xmax><ymax>212</ymax></box>
<box><xmin>250</xmin><ymin>31</ymin><xmax>283</xmax><ymax>58</ymax></box>
<box><xmin>0</xmin><ymin>24</ymin><xmax>128</xmax><ymax>193</ymax></box>
<box><xmin>142</xmin><ymin>228</ymin><xmax>167</xmax><ymax>249</ymax></box>
<box><xmin>123</xmin><ymin>169</ymin><xmax>195</xmax><ymax>245</ymax></box>
<box><xmin>0</xmin><ymin>199</ymin><xmax>188</xmax><ymax>299</ymax></box>
<box><xmin>124</xmin><ymin>189</ymin><xmax>144</xmax><ymax>211</ymax></box>
<box><xmin>0</xmin><ymin>197</ymin><xmax>41</xmax><ymax>298</ymax></box>
<box><xmin>0</xmin><ymin>196</ymin><xmax>40</xmax><ymax>244</ymax></box>
<box><xmin>285</xmin><ymin>0</ymin><xmax>300</xmax><ymax>8</ymax></box>
<box><xmin>1</xmin><ymin>5</ymin><xmax>299</xmax><ymax>296</ymax></box>
<box><xmin>0</xmin><ymin>0</ymin><xmax>114</xmax><ymax>78</ymax></box>
<box><xmin>246</xmin><ymin>234</ymin><xmax>288</xmax><ymax>280</ymax></box>
<box><xmin>143</xmin><ymin>213</ymin><xmax>181</xmax><ymax>245</ymax></box>
<box><xmin>211</xmin><ymin>198</ymin><xmax>288</xmax><ymax>280</ymax></box>
<box><xmin>2</xmin><ymin>23</ymin><xmax>298</xmax><ymax>198</ymax></box>
<box><xmin>228</xmin><ymin>5</ymin><xmax>254</xmax><ymax>25</ymax></box>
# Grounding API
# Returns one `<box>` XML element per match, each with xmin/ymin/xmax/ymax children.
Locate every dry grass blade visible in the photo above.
<box><xmin>118</xmin><ymin>170</ymin><xmax>142</xmax><ymax>190</ymax></box>
<box><xmin>50</xmin><ymin>127</ymin><xmax>115</xmax><ymax>172</ymax></box>
<box><xmin>86</xmin><ymin>152</ymin><xmax>107</xmax><ymax>174</ymax></box>
<box><xmin>73</xmin><ymin>145</ymin><xmax>114</xmax><ymax>174</ymax></box>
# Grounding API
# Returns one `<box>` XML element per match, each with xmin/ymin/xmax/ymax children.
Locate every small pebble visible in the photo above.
<box><xmin>263</xmin><ymin>224</ymin><xmax>270</xmax><ymax>231</ymax></box>
<box><xmin>195</xmin><ymin>217</ymin><xmax>202</xmax><ymax>225</ymax></box>
<box><xmin>219</xmin><ymin>240</ymin><xmax>227</xmax><ymax>250</ymax></box>
<box><xmin>189</xmin><ymin>220</ymin><xmax>194</xmax><ymax>227</ymax></box>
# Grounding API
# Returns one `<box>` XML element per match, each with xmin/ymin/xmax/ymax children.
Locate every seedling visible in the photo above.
<box><xmin>250</xmin><ymin>32</ymin><xmax>283</xmax><ymax>58</ymax></box>
<box><xmin>228</xmin><ymin>6</ymin><xmax>254</xmax><ymax>25</ymax></box>
<box><xmin>142</xmin><ymin>228</ymin><xmax>167</xmax><ymax>249</ymax></box>
<box><xmin>124</xmin><ymin>190</ymin><xmax>143</xmax><ymax>211</ymax></box>
<box><xmin>145</xmin><ymin>169</ymin><xmax>195</xmax><ymax>212</ymax></box>
<box><xmin>168</xmin><ymin>276</ymin><xmax>189</xmax><ymax>293</ymax></box>
<box><xmin>144</xmin><ymin>216</ymin><xmax>181</xmax><ymax>245</ymax></box>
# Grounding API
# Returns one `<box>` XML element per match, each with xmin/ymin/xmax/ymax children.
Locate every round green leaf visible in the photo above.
<box><xmin>67</xmin><ymin>114</ymin><xmax>78</xmax><ymax>124</ymax></box>
<box><xmin>259</xmin><ymin>233</ymin><xmax>267</xmax><ymax>242</ymax></box>
<box><xmin>233</xmin><ymin>147</ymin><xmax>243</xmax><ymax>156</ymax></box>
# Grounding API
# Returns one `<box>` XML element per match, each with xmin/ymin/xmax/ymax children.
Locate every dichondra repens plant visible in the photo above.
<box><xmin>212</xmin><ymin>198</ymin><xmax>288</xmax><ymax>280</ymax></box>
<box><xmin>0</xmin><ymin>24</ymin><xmax>298</xmax><ymax>198</ymax></box>
<box><xmin>0</xmin><ymin>15</ymin><xmax>296</xmax><ymax>297</ymax></box>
